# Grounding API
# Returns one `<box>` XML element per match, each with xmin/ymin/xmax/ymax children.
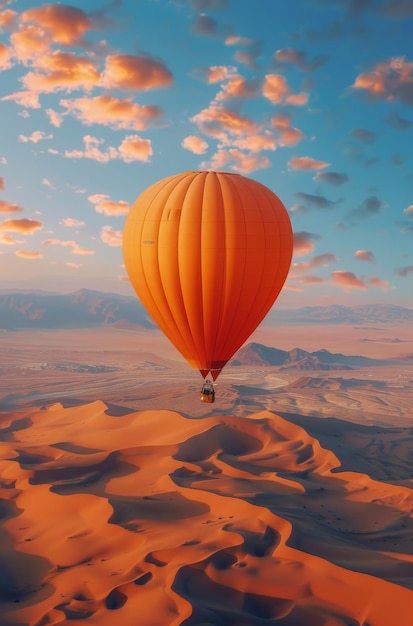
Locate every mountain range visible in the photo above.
<box><xmin>1</xmin><ymin>289</ymin><xmax>412</xmax><ymax>330</ymax></box>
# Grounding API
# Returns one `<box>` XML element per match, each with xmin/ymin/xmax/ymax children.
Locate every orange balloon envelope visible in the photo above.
<box><xmin>123</xmin><ymin>171</ymin><xmax>293</xmax><ymax>380</ymax></box>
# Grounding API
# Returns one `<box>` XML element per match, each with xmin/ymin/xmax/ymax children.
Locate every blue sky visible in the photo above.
<box><xmin>0</xmin><ymin>0</ymin><xmax>412</xmax><ymax>307</ymax></box>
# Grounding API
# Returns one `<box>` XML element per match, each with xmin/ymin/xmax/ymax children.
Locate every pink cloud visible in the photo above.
<box><xmin>403</xmin><ymin>204</ymin><xmax>413</xmax><ymax>215</ymax></box>
<box><xmin>42</xmin><ymin>237</ymin><xmax>94</xmax><ymax>255</ymax></box>
<box><xmin>61</xmin><ymin>217</ymin><xmax>85</xmax><ymax>228</ymax></box>
<box><xmin>88</xmin><ymin>194</ymin><xmax>129</xmax><ymax>216</ymax></box>
<box><xmin>293</xmin><ymin>231</ymin><xmax>320</xmax><ymax>256</ymax></box>
<box><xmin>288</xmin><ymin>156</ymin><xmax>330</xmax><ymax>171</ymax></box>
<box><xmin>22</xmin><ymin>51</ymin><xmax>100</xmax><ymax>93</ymax></box>
<box><xmin>181</xmin><ymin>135</ymin><xmax>209</xmax><ymax>154</ymax></box>
<box><xmin>354</xmin><ymin>249</ymin><xmax>374</xmax><ymax>262</ymax></box>
<box><xmin>293</xmin><ymin>252</ymin><xmax>338</xmax><ymax>271</ymax></box>
<box><xmin>0</xmin><ymin>200</ymin><xmax>22</xmax><ymax>214</ymax></box>
<box><xmin>0</xmin><ymin>218</ymin><xmax>42</xmax><ymax>234</ymax></box>
<box><xmin>0</xmin><ymin>9</ymin><xmax>16</xmax><ymax>30</ymax></box>
<box><xmin>10</xmin><ymin>24</ymin><xmax>50</xmax><ymax>64</ymax></box>
<box><xmin>203</xmin><ymin>148</ymin><xmax>270</xmax><ymax>174</ymax></box>
<box><xmin>102</xmin><ymin>54</ymin><xmax>173</xmax><ymax>91</ymax></box>
<box><xmin>66</xmin><ymin>262</ymin><xmax>82</xmax><ymax>268</ymax></box>
<box><xmin>101</xmin><ymin>225</ymin><xmax>122</xmax><ymax>247</ymax></box>
<box><xmin>369</xmin><ymin>277</ymin><xmax>389</xmax><ymax>291</ymax></box>
<box><xmin>18</xmin><ymin>130</ymin><xmax>53</xmax><ymax>143</ymax></box>
<box><xmin>271</xmin><ymin>113</ymin><xmax>304</xmax><ymax>146</ymax></box>
<box><xmin>300</xmin><ymin>275</ymin><xmax>325</xmax><ymax>284</ymax></box>
<box><xmin>15</xmin><ymin>250</ymin><xmax>43</xmax><ymax>259</ymax></box>
<box><xmin>46</xmin><ymin>108</ymin><xmax>63</xmax><ymax>127</ymax></box>
<box><xmin>216</xmin><ymin>75</ymin><xmax>259</xmax><ymax>100</ymax></box>
<box><xmin>231</xmin><ymin>132</ymin><xmax>276</xmax><ymax>153</ymax></box>
<box><xmin>0</xmin><ymin>233</ymin><xmax>25</xmax><ymax>245</ymax></box>
<box><xmin>191</xmin><ymin>104</ymin><xmax>258</xmax><ymax>140</ymax></box>
<box><xmin>21</xmin><ymin>4</ymin><xmax>94</xmax><ymax>47</ymax></box>
<box><xmin>262</xmin><ymin>73</ymin><xmax>308</xmax><ymax>105</ymax></box>
<box><xmin>1</xmin><ymin>89</ymin><xmax>41</xmax><ymax>108</ymax></box>
<box><xmin>118</xmin><ymin>135</ymin><xmax>152</xmax><ymax>163</ymax></box>
<box><xmin>331</xmin><ymin>271</ymin><xmax>367</xmax><ymax>290</ymax></box>
<box><xmin>63</xmin><ymin>134</ymin><xmax>152</xmax><ymax>163</ymax></box>
<box><xmin>204</xmin><ymin>65</ymin><xmax>236</xmax><ymax>83</ymax></box>
<box><xmin>0</xmin><ymin>41</ymin><xmax>11</xmax><ymax>69</ymax></box>
<box><xmin>60</xmin><ymin>95</ymin><xmax>163</xmax><ymax>131</ymax></box>
<box><xmin>352</xmin><ymin>57</ymin><xmax>413</xmax><ymax>105</ymax></box>
<box><xmin>0</xmin><ymin>177</ymin><xmax>3</xmax><ymax>190</ymax></box>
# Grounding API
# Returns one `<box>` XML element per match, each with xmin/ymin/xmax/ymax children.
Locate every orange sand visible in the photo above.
<box><xmin>0</xmin><ymin>401</ymin><xmax>412</xmax><ymax>625</ymax></box>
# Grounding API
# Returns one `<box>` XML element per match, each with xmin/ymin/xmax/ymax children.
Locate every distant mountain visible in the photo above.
<box><xmin>0</xmin><ymin>289</ymin><xmax>155</xmax><ymax>330</ymax></box>
<box><xmin>231</xmin><ymin>342</ymin><xmax>395</xmax><ymax>370</ymax></box>
<box><xmin>266</xmin><ymin>303</ymin><xmax>413</xmax><ymax>325</ymax></box>
<box><xmin>1</xmin><ymin>289</ymin><xmax>412</xmax><ymax>330</ymax></box>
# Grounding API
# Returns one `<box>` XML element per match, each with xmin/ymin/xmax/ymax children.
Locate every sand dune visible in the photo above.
<box><xmin>0</xmin><ymin>400</ymin><xmax>412</xmax><ymax>625</ymax></box>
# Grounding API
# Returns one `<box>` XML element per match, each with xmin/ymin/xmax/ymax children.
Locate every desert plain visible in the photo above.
<box><xmin>0</xmin><ymin>322</ymin><xmax>412</xmax><ymax>625</ymax></box>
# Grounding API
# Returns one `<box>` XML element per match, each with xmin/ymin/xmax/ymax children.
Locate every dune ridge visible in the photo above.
<box><xmin>0</xmin><ymin>401</ymin><xmax>412</xmax><ymax>625</ymax></box>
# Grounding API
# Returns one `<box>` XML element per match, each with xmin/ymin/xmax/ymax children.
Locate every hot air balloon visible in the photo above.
<box><xmin>123</xmin><ymin>170</ymin><xmax>293</xmax><ymax>399</ymax></box>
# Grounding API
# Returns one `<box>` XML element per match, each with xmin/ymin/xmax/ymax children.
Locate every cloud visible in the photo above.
<box><xmin>0</xmin><ymin>200</ymin><xmax>22</xmax><ymax>214</ymax></box>
<box><xmin>43</xmin><ymin>237</ymin><xmax>95</xmax><ymax>255</ymax></box>
<box><xmin>88</xmin><ymin>194</ymin><xmax>129</xmax><ymax>216</ymax></box>
<box><xmin>18</xmin><ymin>130</ymin><xmax>53</xmax><ymax>143</ymax></box>
<box><xmin>191</xmin><ymin>104</ymin><xmax>258</xmax><ymax>141</ymax></box>
<box><xmin>0</xmin><ymin>218</ymin><xmax>42</xmax><ymax>234</ymax></box>
<box><xmin>1</xmin><ymin>89</ymin><xmax>41</xmax><ymax>108</ymax></box>
<box><xmin>271</xmin><ymin>113</ymin><xmax>304</xmax><ymax>146</ymax></box>
<box><xmin>182</xmin><ymin>135</ymin><xmax>209</xmax><ymax>154</ymax></box>
<box><xmin>66</xmin><ymin>262</ymin><xmax>82</xmax><ymax>268</ymax></box>
<box><xmin>385</xmin><ymin>110</ymin><xmax>412</xmax><ymax>130</ymax></box>
<box><xmin>46</xmin><ymin>108</ymin><xmax>63</xmax><ymax>127</ymax></box>
<box><xmin>15</xmin><ymin>250</ymin><xmax>43</xmax><ymax>259</ymax></box>
<box><xmin>0</xmin><ymin>9</ymin><xmax>16</xmax><ymax>30</ymax></box>
<box><xmin>369</xmin><ymin>276</ymin><xmax>389</xmax><ymax>290</ymax></box>
<box><xmin>191</xmin><ymin>13</ymin><xmax>220</xmax><ymax>37</ymax></box>
<box><xmin>197</xmin><ymin>65</ymin><xmax>237</xmax><ymax>83</ymax></box>
<box><xmin>346</xmin><ymin>195</ymin><xmax>386</xmax><ymax>220</ymax></box>
<box><xmin>262</xmin><ymin>73</ymin><xmax>308</xmax><ymax>105</ymax></box>
<box><xmin>61</xmin><ymin>217</ymin><xmax>85</xmax><ymax>228</ymax></box>
<box><xmin>294</xmin><ymin>191</ymin><xmax>336</xmax><ymax>210</ymax></box>
<box><xmin>0</xmin><ymin>233</ymin><xmax>25</xmax><ymax>245</ymax></box>
<box><xmin>63</xmin><ymin>134</ymin><xmax>152</xmax><ymax>163</ymax></box>
<box><xmin>288</xmin><ymin>156</ymin><xmax>330</xmax><ymax>170</ymax></box>
<box><xmin>21</xmin><ymin>4</ymin><xmax>94</xmax><ymax>47</ymax></box>
<box><xmin>60</xmin><ymin>95</ymin><xmax>163</xmax><ymax>131</ymax></box>
<box><xmin>403</xmin><ymin>204</ymin><xmax>413</xmax><ymax>215</ymax></box>
<box><xmin>100</xmin><ymin>225</ymin><xmax>122</xmax><ymax>247</ymax></box>
<box><xmin>215</xmin><ymin>75</ymin><xmax>259</xmax><ymax>100</ymax></box>
<box><xmin>102</xmin><ymin>54</ymin><xmax>173</xmax><ymax>91</ymax></box>
<box><xmin>299</xmin><ymin>275</ymin><xmax>325</xmax><ymax>284</ymax></box>
<box><xmin>293</xmin><ymin>231</ymin><xmax>321</xmax><ymax>256</ymax></box>
<box><xmin>394</xmin><ymin>264</ymin><xmax>413</xmax><ymax>277</ymax></box>
<box><xmin>10</xmin><ymin>23</ymin><xmax>51</xmax><ymax>64</ymax></box>
<box><xmin>331</xmin><ymin>271</ymin><xmax>367</xmax><ymax>290</ymax></box>
<box><xmin>352</xmin><ymin>57</ymin><xmax>413</xmax><ymax>105</ymax></box>
<box><xmin>272</xmin><ymin>48</ymin><xmax>328</xmax><ymax>72</ymax></box>
<box><xmin>0</xmin><ymin>177</ymin><xmax>4</xmax><ymax>190</ymax></box>
<box><xmin>22</xmin><ymin>51</ymin><xmax>100</xmax><ymax>94</ymax></box>
<box><xmin>354</xmin><ymin>249</ymin><xmax>374</xmax><ymax>262</ymax></box>
<box><xmin>202</xmin><ymin>148</ymin><xmax>270</xmax><ymax>174</ymax></box>
<box><xmin>0</xmin><ymin>41</ymin><xmax>11</xmax><ymax>70</ymax></box>
<box><xmin>293</xmin><ymin>252</ymin><xmax>338</xmax><ymax>271</ymax></box>
<box><xmin>313</xmin><ymin>171</ymin><xmax>349</xmax><ymax>186</ymax></box>
<box><xmin>349</xmin><ymin>128</ymin><xmax>377</xmax><ymax>143</ymax></box>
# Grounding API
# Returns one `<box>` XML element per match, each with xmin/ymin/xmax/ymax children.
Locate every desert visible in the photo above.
<box><xmin>1</xmin><ymin>312</ymin><xmax>412</xmax><ymax>625</ymax></box>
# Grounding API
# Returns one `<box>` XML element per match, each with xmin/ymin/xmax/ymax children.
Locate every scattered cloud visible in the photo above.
<box><xmin>88</xmin><ymin>194</ymin><xmax>129</xmax><ymax>216</ymax></box>
<box><xmin>272</xmin><ymin>48</ymin><xmax>328</xmax><ymax>72</ymax></box>
<box><xmin>271</xmin><ymin>113</ymin><xmax>304</xmax><ymax>146</ymax></box>
<box><xmin>403</xmin><ymin>204</ymin><xmax>413</xmax><ymax>215</ymax></box>
<box><xmin>293</xmin><ymin>231</ymin><xmax>321</xmax><ymax>256</ymax></box>
<box><xmin>350</xmin><ymin>128</ymin><xmax>377</xmax><ymax>143</ymax></box>
<box><xmin>62</xmin><ymin>134</ymin><xmax>152</xmax><ymax>163</ymax></box>
<box><xmin>61</xmin><ymin>217</ymin><xmax>85</xmax><ymax>228</ymax></box>
<box><xmin>288</xmin><ymin>156</ymin><xmax>330</xmax><ymax>170</ymax></box>
<box><xmin>331</xmin><ymin>270</ymin><xmax>367</xmax><ymax>290</ymax></box>
<box><xmin>346</xmin><ymin>195</ymin><xmax>386</xmax><ymax>221</ymax></box>
<box><xmin>42</xmin><ymin>237</ymin><xmax>94</xmax><ymax>255</ymax></box>
<box><xmin>394</xmin><ymin>264</ymin><xmax>413</xmax><ymax>277</ymax></box>
<box><xmin>0</xmin><ymin>218</ymin><xmax>42</xmax><ymax>234</ymax></box>
<box><xmin>369</xmin><ymin>276</ymin><xmax>389</xmax><ymax>290</ymax></box>
<box><xmin>352</xmin><ymin>57</ymin><xmax>413</xmax><ymax>106</ymax></box>
<box><xmin>293</xmin><ymin>252</ymin><xmax>338</xmax><ymax>271</ymax></box>
<box><xmin>0</xmin><ymin>200</ymin><xmax>22</xmax><ymax>214</ymax></box>
<box><xmin>294</xmin><ymin>191</ymin><xmax>336</xmax><ymax>210</ymax></box>
<box><xmin>18</xmin><ymin>130</ymin><xmax>53</xmax><ymax>143</ymax></box>
<box><xmin>313</xmin><ymin>171</ymin><xmax>348</xmax><ymax>186</ymax></box>
<box><xmin>20</xmin><ymin>4</ymin><xmax>95</xmax><ymax>47</ymax></box>
<box><xmin>182</xmin><ymin>135</ymin><xmax>209</xmax><ymax>154</ymax></box>
<box><xmin>262</xmin><ymin>73</ymin><xmax>308</xmax><ymax>105</ymax></box>
<box><xmin>102</xmin><ymin>54</ymin><xmax>173</xmax><ymax>91</ymax></box>
<box><xmin>15</xmin><ymin>250</ymin><xmax>43</xmax><ymax>259</ymax></box>
<box><xmin>60</xmin><ymin>95</ymin><xmax>163</xmax><ymax>131</ymax></box>
<box><xmin>354</xmin><ymin>249</ymin><xmax>374</xmax><ymax>262</ymax></box>
<box><xmin>100</xmin><ymin>225</ymin><xmax>122</xmax><ymax>247</ymax></box>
